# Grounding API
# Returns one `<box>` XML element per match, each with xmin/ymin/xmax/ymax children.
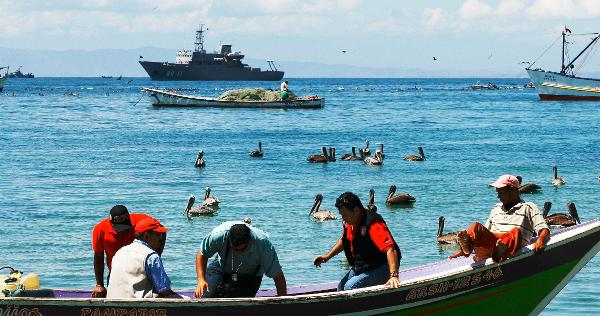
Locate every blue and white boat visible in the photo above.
<box><xmin>527</xmin><ymin>31</ymin><xmax>600</xmax><ymax>100</ymax></box>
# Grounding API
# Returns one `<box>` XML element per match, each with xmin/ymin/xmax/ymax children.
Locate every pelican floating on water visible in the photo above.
<box><xmin>202</xmin><ymin>187</ymin><xmax>220</xmax><ymax>208</ymax></box>
<box><xmin>195</xmin><ymin>150</ymin><xmax>205</xmax><ymax>168</ymax></box>
<box><xmin>543</xmin><ymin>201</ymin><xmax>580</xmax><ymax>227</ymax></box>
<box><xmin>250</xmin><ymin>142</ymin><xmax>263</xmax><ymax>157</ymax></box>
<box><xmin>386</xmin><ymin>184</ymin><xmax>416</xmax><ymax>205</ymax></box>
<box><xmin>404</xmin><ymin>146</ymin><xmax>426</xmax><ymax>161</ymax></box>
<box><xmin>437</xmin><ymin>216</ymin><xmax>459</xmax><ymax>244</ymax></box>
<box><xmin>363</xmin><ymin>139</ymin><xmax>371</xmax><ymax>156</ymax></box>
<box><xmin>364</xmin><ymin>150</ymin><xmax>384</xmax><ymax>165</ymax></box>
<box><xmin>185</xmin><ymin>195</ymin><xmax>217</xmax><ymax>216</ymax></box>
<box><xmin>309</xmin><ymin>193</ymin><xmax>336</xmax><ymax>221</ymax></box>
<box><xmin>307</xmin><ymin>146</ymin><xmax>329</xmax><ymax>163</ymax></box>
<box><xmin>367</xmin><ymin>188</ymin><xmax>377</xmax><ymax>212</ymax></box>
<box><xmin>516</xmin><ymin>175</ymin><xmax>542</xmax><ymax>194</ymax></box>
<box><xmin>552</xmin><ymin>165</ymin><xmax>566</xmax><ymax>186</ymax></box>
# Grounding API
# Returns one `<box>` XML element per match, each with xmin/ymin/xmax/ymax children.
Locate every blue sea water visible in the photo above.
<box><xmin>0</xmin><ymin>77</ymin><xmax>598</xmax><ymax>314</ymax></box>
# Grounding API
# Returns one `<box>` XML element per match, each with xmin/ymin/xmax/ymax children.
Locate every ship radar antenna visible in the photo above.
<box><xmin>195</xmin><ymin>24</ymin><xmax>206</xmax><ymax>53</ymax></box>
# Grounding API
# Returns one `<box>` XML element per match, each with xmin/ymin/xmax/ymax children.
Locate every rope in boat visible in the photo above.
<box><xmin>574</xmin><ymin>38</ymin><xmax>599</xmax><ymax>74</ymax></box>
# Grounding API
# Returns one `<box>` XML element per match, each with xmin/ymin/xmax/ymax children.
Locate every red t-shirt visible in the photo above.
<box><xmin>344</xmin><ymin>220</ymin><xmax>395</xmax><ymax>255</ymax></box>
<box><xmin>91</xmin><ymin>213</ymin><xmax>150</xmax><ymax>269</ymax></box>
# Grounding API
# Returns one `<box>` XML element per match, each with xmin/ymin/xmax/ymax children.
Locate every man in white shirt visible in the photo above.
<box><xmin>450</xmin><ymin>174</ymin><xmax>550</xmax><ymax>263</ymax></box>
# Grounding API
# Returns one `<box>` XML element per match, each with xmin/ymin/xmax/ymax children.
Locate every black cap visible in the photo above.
<box><xmin>109</xmin><ymin>205</ymin><xmax>132</xmax><ymax>233</ymax></box>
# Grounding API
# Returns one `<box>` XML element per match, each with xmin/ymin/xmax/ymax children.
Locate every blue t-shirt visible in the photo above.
<box><xmin>136</xmin><ymin>240</ymin><xmax>171</xmax><ymax>293</ymax></box>
<box><xmin>200</xmin><ymin>221</ymin><xmax>283</xmax><ymax>278</ymax></box>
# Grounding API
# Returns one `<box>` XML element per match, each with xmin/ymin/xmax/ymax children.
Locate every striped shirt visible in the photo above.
<box><xmin>485</xmin><ymin>201</ymin><xmax>548</xmax><ymax>248</ymax></box>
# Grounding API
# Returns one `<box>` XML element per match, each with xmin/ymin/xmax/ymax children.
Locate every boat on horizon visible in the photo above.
<box><xmin>527</xmin><ymin>29</ymin><xmax>600</xmax><ymax>100</ymax></box>
<box><xmin>1</xmin><ymin>218</ymin><xmax>598</xmax><ymax>315</ymax></box>
<box><xmin>7</xmin><ymin>66</ymin><xmax>34</xmax><ymax>79</ymax></box>
<box><xmin>141</xmin><ymin>87</ymin><xmax>323</xmax><ymax>109</ymax></box>
<box><xmin>0</xmin><ymin>66</ymin><xmax>8</xmax><ymax>92</ymax></box>
<box><xmin>139</xmin><ymin>24</ymin><xmax>284</xmax><ymax>81</ymax></box>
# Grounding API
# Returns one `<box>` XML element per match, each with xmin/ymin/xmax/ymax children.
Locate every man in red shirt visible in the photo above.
<box><xmin>91</xmin><ymin>205</ymin><xmax>151</xmax><ymax>298</ymax></box>
<box><xmin>314</xmin><ymin>192</ymin><xmax>402</xmax><ymax>291</ymax></box>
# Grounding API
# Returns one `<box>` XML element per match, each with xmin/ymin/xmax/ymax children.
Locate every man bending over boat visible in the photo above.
<box><xmin>91</xmin><ymin>205</ymin><xmax>151</xmax><ymax>298</ymax></box>
<box><xmin>280</xmin><ymin>80</ymin><xmax>289</xmax><ymax>101</ymax></box>
<box><xmin>450</xmin><ymin>174</ymin><xmax>550</xmax><ymax>263</ymax></box>
<box><xmin>314</xmin><ymin>192</ymin><xmax>402</xmax><ymax>291</ymax></box>
<box><xmin>106</xmin><ymin>216</ymin><xmax>182</xmax><ymax>298</ymax></box>
<box><xmin>194</xmin><ymin>221</ymin><xmax>287</xmax><ymax>298</ymax></box>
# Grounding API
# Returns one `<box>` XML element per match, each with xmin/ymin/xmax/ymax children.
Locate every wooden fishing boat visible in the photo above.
<box><xmin>1</xmin><ymin>218</ymin><xmax>599</xmax><ymax>315</ymax></box>
<box><xmin>141</xmin><ymin>87</ymin><xmax>324</xmax><ymax>109</ymax></box>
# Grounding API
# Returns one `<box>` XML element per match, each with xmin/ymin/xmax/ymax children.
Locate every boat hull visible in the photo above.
<box><xmin>527</xmin><ymin>69</ymin><xmax>600</xmax><ymax>100</ymax></box>
<box><xmin>139</xmin><ymin>61</ymin><xmax>284</xmax><ymax>81</ymax></box>
<box><xmin>2</xmin><ymin>219</ymin><xmax>598</xmax><ymax>315</ymax></box>
<box><xmin>142</xmin><ymin>87</ymin><xmax>324</xmax><ymax>109</ymax></box>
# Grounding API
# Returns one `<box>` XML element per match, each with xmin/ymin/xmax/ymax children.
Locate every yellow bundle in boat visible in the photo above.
<box><xmin>0</xmin><ymin>268</ymin><xmax>40</xmax><ymax>297</ymax></box>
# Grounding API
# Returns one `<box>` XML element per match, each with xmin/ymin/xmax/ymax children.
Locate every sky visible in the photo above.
<box><xmin>1</xmin><ymin>0</ymin><xmax>600</xmax><ymax>74</ymax></box>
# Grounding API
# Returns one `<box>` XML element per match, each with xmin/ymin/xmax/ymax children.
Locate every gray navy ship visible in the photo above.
<box><xmin>139</xmin><ymin>25</ymin><xmax>284</xmax><ymax>81</ymax></box>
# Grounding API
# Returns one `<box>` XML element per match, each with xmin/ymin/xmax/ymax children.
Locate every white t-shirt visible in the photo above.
<box><xmin>280</xmin><ymin>81</ymin><xmax>288</xmax><ymax>91</ymax></box>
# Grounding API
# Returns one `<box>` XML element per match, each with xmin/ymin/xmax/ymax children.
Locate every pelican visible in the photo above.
<box><xmin>362</xmin><ymin>139</ymin><xmax>371</xmax><ymax>156</ymax></box>
<box><xmin>367</xmin><ymin>188</ymin><xmax>377</xmax><ymax>212</ymax></box>
<box><xmin>516</xmin><ymin>175</ymin><xmax>541</xmax><ymax>194</ymax></box>
<box><xmin>364</xmin><ymin>150</ymin><xmax>384</xmax><ymax>165</ymax></box>
<box><xmin>184</xmin><ymin>195</ymin><xmax>216</xmax><ymax>216</ymax></box>
<box><xmin>202</xmin><ymin>187</ymin><xmax>220</xmax><ymax>208</ymax></box>
<box><xmin>437</xmin><ymin>216</ymin><xmax>459</xmax><ymax>244</ymax></box>
<box><xmin>543</xmin><ymin>201</ymin><xmax>580</xmax><ymax>227</ymax></box>
<box><xmin>552</xmin><ymin>165</ymin><xmax>565</xmax><ymax>186</ymax></box>
<box><xmin>328</xmin><ymin>147</ymin><xmax>336</xmax><ymax>162</ymax></box>
<box><xmin>404</xmin><ymin>146</ymin><xmax>426</xmax><ymax>161</ymax></box>
<box><xmin>307</xmin><ymin>146</ymin><xmax>329</xmax><ymax>163</ymax></box>
<box><xmin>341</xmin><ymin>147</ymin><xmax>357</xmax><ymax>160</ymax></box>
<box><xmin>309</xmin><ymin>194</ymin><xmax>336</xmax><ymax>221</ymax></box>
<box><xmin>386</xmin><ymin>184</ymin><xmax>416</xmax><ymax>205</ymax></box>
<box><xmin>194</xmin><ymin>150</ymin><xmax>205</xmax><ymax>168</ymax></box>
<box><xmin>249</xmin><ymin>142</ymin><xmax>263</xmax><ymax>157</ymax></box>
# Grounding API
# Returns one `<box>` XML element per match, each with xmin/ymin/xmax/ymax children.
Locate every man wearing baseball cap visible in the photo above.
<box><xmin>107</xmin><ymin>216</ymin><xmax>180</xmax><ymax>298</ymax></box>
<box><xmin>91</xmin><ymin>205</ymin><xmax>151</xmax><ymax>298</ymax></box>
<box><xmin>450</xmin><ymin>174</ymin><xmax>549</xmax><ymax>263</ymax></box>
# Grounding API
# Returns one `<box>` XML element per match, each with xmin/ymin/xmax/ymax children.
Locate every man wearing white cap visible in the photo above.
<box><xmin>450</xmin><ymin>174</ymin><xmax>549</xmax><ymax>263</ymax></box>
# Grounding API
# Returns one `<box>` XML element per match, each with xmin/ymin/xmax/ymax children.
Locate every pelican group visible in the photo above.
<box><xmin>543</xmin><ymin>201</ymin><xmax>580</xmax><ymax>227</ymax></box>
<box><xmin>184</xmin><ymin>195</ymin><xmax>217</xmax><ymax>216</ymax></box>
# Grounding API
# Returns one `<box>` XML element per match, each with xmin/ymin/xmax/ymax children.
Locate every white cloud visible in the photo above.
<box><xmin>459</xmin><ymin>0</ymin><xmax>493</xmax><ymax>19</ymax></box>
<box><xmin>527</xmin><ymin>0</ymin><xmax>600</xmax><ymax>19</ymax></box>
<box><xmin>422</xmin><ymin>8</ymin><xmax>445</xmax><ymax>30</ymax></box>
<box><xmin>496</xmin><ymin>0</ymin><xmax>527</xmax><ymax>17</ymax></box>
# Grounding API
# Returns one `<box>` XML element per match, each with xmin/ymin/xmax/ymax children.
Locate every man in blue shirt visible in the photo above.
<box><xmin>106</xmin><ymin>217</ymin><xmax>181</xmax><ymax>298</ymax></box>
<box><xmin>194</xmin><ymin>221</ymin><xmax>287</xmax><ymax>298</ymax></box>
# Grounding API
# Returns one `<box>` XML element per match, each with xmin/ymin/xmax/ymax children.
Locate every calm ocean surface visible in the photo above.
<box><xmin>1</xmin><ymin>77</ymin><xmax>598</xmax><ymax>314</ymax></box>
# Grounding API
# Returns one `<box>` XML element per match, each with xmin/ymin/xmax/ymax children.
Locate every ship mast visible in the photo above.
<box><xmin>560</xmin><ymin>32</ymin><xmax>566</xmax><ymax>74</ymax></box>
<box><xmin>195</xmin><ymin>24</ymin><xmax>206</xmax><ymax>53</ymax></box>
<box><xmin>562</xmin><ymin>33</ymin><xmax>600</xmax><ymax>75</ymax></box>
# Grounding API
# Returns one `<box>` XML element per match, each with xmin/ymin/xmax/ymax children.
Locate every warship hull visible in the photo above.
<box><xmin>139</xmin><ymin>61</ymin><xmax>284</xmax><ymax>81</ymax></box>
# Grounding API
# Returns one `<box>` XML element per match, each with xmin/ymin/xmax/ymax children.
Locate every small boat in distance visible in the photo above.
<box><xmin>470</xmin><ymin>81</ymin><xmax>499</xmax><ymax>90</ymax></box>
<box><xmin>0</xmin><ymin>66</ymin><xmax>8</xmax><ymax>92</ymax></box>
<box><xmin>527</xmin><ymin>29</ymin><xmax>600</xmax><ymax>100</ymax></box>
<box><xmin>141</xmin><ymin>87</ymin><xmax>324</xmax><ymax>109</ymax></box>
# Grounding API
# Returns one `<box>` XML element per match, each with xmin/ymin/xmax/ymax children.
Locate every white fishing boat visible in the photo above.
<box><xmin>141</xmin><ymin>87</ymin><xmax>324</xmax><ymax>109</ymax></box>
<box><xmin>527</xmin><ymin>30</ymin><xmax>600</xmax><ymax>100</ymax></box>
<box><xmin>0</xmin><ymin>66</ymin><xmax>8</xmax><ymax>92</ymax></box>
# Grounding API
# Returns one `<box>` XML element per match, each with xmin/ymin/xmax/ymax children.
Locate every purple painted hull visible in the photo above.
<box><xmin>2</xmin><ymin>219</ymin><xmax>599</xmax><ymax>315</ymax></box>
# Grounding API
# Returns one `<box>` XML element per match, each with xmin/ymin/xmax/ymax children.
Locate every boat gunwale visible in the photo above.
<box><xmin>2</xmin><ymin>218</ymin><xmax>598</xmax><ymax>307</ymax></box>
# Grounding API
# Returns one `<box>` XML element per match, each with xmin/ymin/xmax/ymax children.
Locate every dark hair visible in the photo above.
<box><xmin>229</xmin><ymin>224</ymin><xmax>251</xmax><ymax>247</ymax></box>
<box><xmin>335</xmin><ymin>192</ymin><xmax>364</xmax><ymax>212</ymax></box>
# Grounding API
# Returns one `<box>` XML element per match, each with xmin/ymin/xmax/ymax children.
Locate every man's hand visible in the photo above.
<box><xmin>533</xmin><ymin>228</ymin><xmax>550</xmax><ymax>253</ymax></box>
<box><xmin>313</xmin><ymin>255</ymin><xmax>329</xmax><ymax>267</ymax></box>
<box><xmin>91</xmin><ymin>284</ymin><xmax>107</xmax><ymax>298</ymax></box>
<box><xmin>194</xmin><ymin>280</ymin><xmax>209</xmax><ymax>298</ymax></box>
<box><xmin>385</xmin><ymin>276</ymin><xmax>400</xmax><ymax>288</ymax></box>
<box><xmin>448</xmin><ymin>250</ymin><xmax>468</xmax><ymax>259</ymax></box>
